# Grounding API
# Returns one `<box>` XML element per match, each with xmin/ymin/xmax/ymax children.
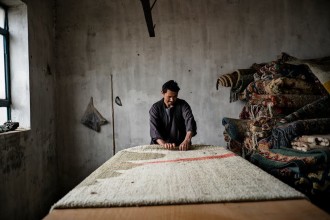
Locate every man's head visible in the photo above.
<box><xmin>162</xmin><ymin>80</ymin><xmax>180</xmax><ymax>108</ymax></box>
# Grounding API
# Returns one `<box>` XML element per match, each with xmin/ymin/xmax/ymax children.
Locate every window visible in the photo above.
<box><xmin>0</xmin><ymin>4</ymin><xmax>10</xmax><ymax>125</ymax></box>
<box><xmin>0</xmin><ymin>1</ymin><xmax>30</xmax><ymax>129</ymax></box>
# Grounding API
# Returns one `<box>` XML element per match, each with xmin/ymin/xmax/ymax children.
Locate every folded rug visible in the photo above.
<box><xmin>282</xmin><ymin>95</ymin><xmax>330</xmax><ymax>123</ymax></box>
<box><xmin>251</xmin><ymin>144</ymin><xmax>330</xmax><ymax>195</ymax></box>
<box><xmin>294</xmin><ymin>135</ymin><xmax>330</xmax><ymax>146</ymax></box>
<box><xmin>271</xmin><ymin>118</ymin><xmax>330</xmax><ymax>149</ymax></box>
<box><xmin>284</xmin><ymin>54</ymin><xmax>330</xmax><ymax>94</ymax></box>
<box><xmin>291</xmin><ymin>134</ymin><xmax>330</xmax><ymax>151</ymax></box>
<box><xmin>222</xmin><ymin>117</ymin><xmax>251</xmax><ymax>142</ymax></box>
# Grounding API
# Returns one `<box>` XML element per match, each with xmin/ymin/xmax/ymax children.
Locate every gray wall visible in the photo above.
<box><xmin>55</xmin><ymin>0</ymin><xmax>330</xmax><ymax>193</ymax></box>
<box><xmin>0</xmin><ymin>0</ymin><xmax>58</xmax><ymax>219</ymax></box>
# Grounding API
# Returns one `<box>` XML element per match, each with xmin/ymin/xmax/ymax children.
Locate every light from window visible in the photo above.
<box><xmin>0</xmin><ymin>7</ymin><xmax>4</xmax><ymax>28</ymax></box>
<box><xmin>0</xmin><ymin>35</ymin><xmax>5</xmax><ymax>99</ymax></box>
<box><xmin>0</xmin><ymin>107</ymin><xmax>6</xmax><ymax>123</ymax></box>
<box><xmin>0</xmin><ymin>4</ymin><xmax>9</xmax><ymax>124</ymax></box>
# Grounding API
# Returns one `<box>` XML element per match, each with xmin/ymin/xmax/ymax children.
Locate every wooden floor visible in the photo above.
<box><xmin>44</xmin><ymin>199</ymin><xmax>330</xmax><ymax>220</ymax></box>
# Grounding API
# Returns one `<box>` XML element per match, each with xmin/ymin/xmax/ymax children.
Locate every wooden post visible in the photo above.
<box><xmin>111</xmin><ymin>74</ymin><xmax>116</xmax><ymax>156</ymax></box>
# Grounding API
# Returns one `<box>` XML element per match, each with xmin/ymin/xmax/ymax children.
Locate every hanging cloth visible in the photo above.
<box><xmin>80</xmin><ymin>97</ymin><xmax>107</xmax><ymax>132</ymax></box>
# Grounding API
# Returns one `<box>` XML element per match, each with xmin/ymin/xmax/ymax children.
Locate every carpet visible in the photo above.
<box><xmin>51</xmin><ymin>145</ymin><xmax>305</xmax><ymax>209</ymax></box>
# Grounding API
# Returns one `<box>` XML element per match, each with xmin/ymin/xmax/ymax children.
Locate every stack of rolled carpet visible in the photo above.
<box><xmin>217</xmin><ymin>53</ymin><xmax>330</xmax><ymax>198</ymax></box>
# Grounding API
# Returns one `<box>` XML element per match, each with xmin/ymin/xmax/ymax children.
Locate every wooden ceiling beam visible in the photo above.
<box><xmin>140</xmin><ymin>0</ymin><xmax>157</xmax><ymax>37</ymax></box>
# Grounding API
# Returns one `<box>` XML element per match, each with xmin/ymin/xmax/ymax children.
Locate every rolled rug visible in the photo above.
<box><xmin>271</xmin><ymin>118</ymin><xmax>330</xmax><ymax>149</ymax></box>
<box><xmin>284</xmin><ymin>54</ymin><xmax>330</xmax><ymax>94</ymax></box>
<box><xmin>222</xmin><ymin>117</ymin><xmax>251</xmax><ymax>142</ymax></box>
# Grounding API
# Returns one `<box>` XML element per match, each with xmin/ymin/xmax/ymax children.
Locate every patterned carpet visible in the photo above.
<box><xmin>51</xmin><ymin>145</ymin><xmax>305</xmax><ymax>209</ymax></box>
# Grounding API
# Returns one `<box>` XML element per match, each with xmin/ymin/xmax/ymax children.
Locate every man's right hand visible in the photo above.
<box><xmin>164</xmin><ymin>143</ymin><xmax>176</xmax><ymax>150</ymax></box>
<box><xmin>157</xmin><ymin>139</ymin><xmax>176</xmax><ymax>150</ymax></box>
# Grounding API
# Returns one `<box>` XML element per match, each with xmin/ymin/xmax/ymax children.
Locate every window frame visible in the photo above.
<box><xmin>0</xmin><ymin>3</ymin><xmax>11</xmax><ymax>122</ymax></box>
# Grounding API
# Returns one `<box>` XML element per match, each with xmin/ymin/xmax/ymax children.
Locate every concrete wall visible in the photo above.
<box><xmin>55</xmin><ymin>0</ymin><xmax>330</xmax><ymax>193</ymax></box>
<box><xmin>0</xmin><ymin>0</ymin><xmax>58</xmax><ymax>219</ymax></box>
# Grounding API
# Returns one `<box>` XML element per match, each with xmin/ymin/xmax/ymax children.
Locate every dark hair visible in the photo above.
<box><xmin>162</xmin><ymin>80</ymin><xmax>180</xmax><ymax>93</ymax></box>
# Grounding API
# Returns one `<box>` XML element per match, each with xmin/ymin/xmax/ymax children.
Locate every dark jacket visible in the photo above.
<box><xmin>149</xmin><ymin>98</ymin><xmax>197</xmax><ymax>145</ymax></box>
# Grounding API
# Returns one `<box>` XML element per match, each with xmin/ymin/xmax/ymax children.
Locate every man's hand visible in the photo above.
<box><xmin>179</xmin><ymin>131</ymin><xmax>193</xmax><ymax>151</ymax></box>
<box><xmin>179</xmin><ymin>139</ymin><xmax>191</xmax><ymax>151</ymax></box>
<box><xmin>164</xmin><ymin>143</ymin><xmax>176</xmax><ymax>150</ymax></box>
<box><xmin>157</xmin><ymin>139</ymin><xmax>176</xmax><ymax>150</ymax></box>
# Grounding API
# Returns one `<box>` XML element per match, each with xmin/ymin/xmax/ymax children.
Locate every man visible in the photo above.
<box><xmin>149</xmin><ymin>80</ymin><xmax>197</xmax><ymax>151</ymax></box>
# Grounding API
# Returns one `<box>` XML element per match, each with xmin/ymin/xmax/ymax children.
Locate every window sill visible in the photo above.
<box><xmin>0</xmin><ymin>128</ymin><xmax>30</xmax><ymax>136</ymax></box>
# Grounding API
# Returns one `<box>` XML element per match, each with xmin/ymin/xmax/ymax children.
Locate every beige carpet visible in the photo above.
<box><xmin>52</xmin><ymin>145</ymin><xmax>305</xmax><ymax>209</ymax></box>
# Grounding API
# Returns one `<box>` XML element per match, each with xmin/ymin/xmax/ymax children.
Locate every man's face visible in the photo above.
<box><xmin>162</xmin><ymin>89</ymin><xmax>178</xmax><ymax>108</ymax></box>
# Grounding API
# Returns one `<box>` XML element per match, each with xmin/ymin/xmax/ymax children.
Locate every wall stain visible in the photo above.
<box><xmin>0</xmin><ymin>134</ymin><xmax>26</xmax><ymax>174</ymax></box>
<box><xmin>47</xmin><ymin>63</ymin><xmax>52</xmax><ymax>75</ymax></box>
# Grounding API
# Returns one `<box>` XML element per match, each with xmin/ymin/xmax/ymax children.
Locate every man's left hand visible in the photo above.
<box><xmin>179</xmin><ymin>139</ymin><xmax>191</xmax><ymax>151</ymax></box>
